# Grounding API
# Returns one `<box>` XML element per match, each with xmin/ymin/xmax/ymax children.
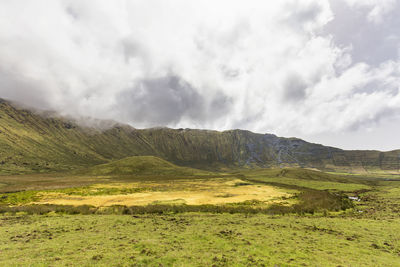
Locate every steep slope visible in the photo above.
<box><xmin>0</xmin><ymin>99</ymin><xmax>158</xmax><ymax>174</ymax></box>
<box><xmin>0</xmin><ymin>99</ymin><xmax>399</xmax><ymax>174</ymax></box>
<box><xmin>138</xmin><ymin>128</ymin><xmax>400</xmax><ymax>173</ymax></box>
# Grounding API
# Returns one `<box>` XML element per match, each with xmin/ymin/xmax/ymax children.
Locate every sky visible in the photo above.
<box><xmin>0</xmin><ymin>0</ymin><xmax>399</xmax><ymax>151</ymax></box>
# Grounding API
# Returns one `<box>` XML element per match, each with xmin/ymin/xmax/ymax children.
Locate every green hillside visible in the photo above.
<box><xmin>0</xmin><ymin>99</ymin><xmax>399</xmax><ymax>174</ymax></box>
<box><xmin>138</xmin><ymin>128</ymin><xmax>400</xmax><ymax>173</ymax></box>
<box><xmin>0</xmin><ymin>99</ymin><xmax>158</xmax><ymax>174</ymax></box>
<box><xmin>239</xmin><ymin>167</ymin><xmax>373</xmax><ymax>191</ymax></box>
<box><xmin>241</xmin><ymin>167</ymin><xmax>363</xmax><ymax>183</ymax></box>
<box><xmin>78</xmin><ymin>156</ymin><xmax>209</xmax><ymax>176</ymax></box>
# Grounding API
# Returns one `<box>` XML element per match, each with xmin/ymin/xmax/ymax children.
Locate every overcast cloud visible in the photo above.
<box><xmin>0</xmin><ymin>0</ymin><xmax>399</xmax><ymax>150</ymax></box>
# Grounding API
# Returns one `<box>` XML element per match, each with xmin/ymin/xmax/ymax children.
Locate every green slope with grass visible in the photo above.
<box><xmin>78</xmin><ymin>156</ymin><xmax>210</xmax><ymax>176</ymax></box>
<box><xmin>138</xmin><ymin>128</ymin><xmax>400</xmax><ymax>173</ymax></box>
<box><xmin>0</xmin><ymin>98</ymin><xmax>399</xmax><ymax>174</ymax></box>
<box><xmin>0</xmin><ymin>99</ymin><xmax>158</xmax><ymax>174</ymax></box>
<box><xmin>239</xmin><ymin>168</ymin><xmax>373</xmax><ymax>191</ymax></box>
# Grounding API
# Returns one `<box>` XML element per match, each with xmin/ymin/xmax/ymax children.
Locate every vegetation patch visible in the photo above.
<box><xmin>33</xmin><ymin>179</ymin><xmax>292</xmax><ymax>207</ymax></box>
<box><xmin>0</xmin><ymin>191</ymin><xmax>39</xmax><ymax>205</ymax></box>
<box><xmin>0</xmin><ymin>189</ymin><xmax>352</xmax><ymax>216</ymax></box>
<box><xmin>51</xmin><ymin>185</ymin><xmax>151</xmax><ymax>196</ymax></box>
<box><xmin>77</xmin><ymin>156</ymin><xmax>212</xmax><ymax>177</ymax></box>
<box><xmin>241</xmin><ymin>168</ymin><xmax>373</xmax><ymax>191</ymax></box>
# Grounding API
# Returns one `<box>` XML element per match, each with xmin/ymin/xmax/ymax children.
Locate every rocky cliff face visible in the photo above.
<box><xmin>138</xmin><ymin>128</ymin><xmax>400</xmax><ymax>172</ymax></box>
<box><xmin>0</xmin><ymin>99</ymin><xmax>398</xmax><ymax>174</ymax></box>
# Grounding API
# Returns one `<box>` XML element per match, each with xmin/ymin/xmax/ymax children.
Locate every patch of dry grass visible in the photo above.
<box><xmin>34</xmin><ymin>178</ymin><xmax>294</xmax><ymax>207</ymax></box>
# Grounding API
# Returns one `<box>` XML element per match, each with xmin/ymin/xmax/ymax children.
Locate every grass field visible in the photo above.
<box><xmin>33</xmin><ymin>178</ymin><xmax>292</xmax><ymax>207</ymax></box>
<box><xmin>1</xmin><ymin>161</ymin><xmax>400</xmax><ymax>266</ymax></box>
<box><xmin>1</xmin><ymin>214</ymin><xmax>400</xmax><ymax>266</ymax></box>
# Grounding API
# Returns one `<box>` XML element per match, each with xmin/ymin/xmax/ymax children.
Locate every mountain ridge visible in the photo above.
<box><xmin>0</xmin><ymin>98</ymin><xmax>398</xmax><ymax>174</ymax></box>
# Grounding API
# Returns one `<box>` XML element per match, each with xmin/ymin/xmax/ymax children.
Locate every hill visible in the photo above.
<box><xmin>78</xmin><ymin>156</ymin><xmax>209</xmax><ymax>176</ymax></box>
<box><xmin>0</xmin><ymin>99</ymin><xmax>159</xmax><ymax>174</ymax></box>
<box><xmin>0</xmin><ymin>99</ymin><xmax>399</xmax><ymax>174</ymax></box>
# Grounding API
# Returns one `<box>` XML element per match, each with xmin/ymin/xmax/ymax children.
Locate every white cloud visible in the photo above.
<box><xmin>0</xmin><ymin>0</ymin><xmax>400</xmax><ymax>149</ymax></box>
<box><xmin>341</xmin><ymin>0</ymin><xmax>396</xmax><ymax>24</ymax></box>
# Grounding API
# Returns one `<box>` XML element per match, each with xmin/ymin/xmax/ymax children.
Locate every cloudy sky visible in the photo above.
<box><xmin>0</xmin><ymin>0</ymin><xmax>399</xmax><ymax>151</ymax></box>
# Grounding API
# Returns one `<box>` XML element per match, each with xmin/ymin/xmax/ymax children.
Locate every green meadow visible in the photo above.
<box><xmin>1</xmin><ymin>157</ymin><xmax>400</xmax><ymax>266</ymax></box>
<box><xmin>1</xmin><ymin>214</ymin><xmax>400</xmax><ymax>267</ymax></box>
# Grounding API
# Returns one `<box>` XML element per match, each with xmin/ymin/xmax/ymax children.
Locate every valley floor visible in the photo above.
<box><xmin>1</xmin><ymin>166</ymin><xmax>400</xmax><ymax>266</ymax></box>
<box><xmin>33</xmin><ymin>178</ymin><xmax>292</xmax><ymax>207</ymax></box>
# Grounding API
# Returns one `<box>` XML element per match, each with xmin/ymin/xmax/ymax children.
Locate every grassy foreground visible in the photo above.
<box><xmin>1</xmin><ymin>164</ymin><xmax>400</xmax><ymax>266</ymax></box>
<box><xmin>1</xmin><ymin>213</ymin><xmax>400</xmax><ymax>267</ymax></box>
